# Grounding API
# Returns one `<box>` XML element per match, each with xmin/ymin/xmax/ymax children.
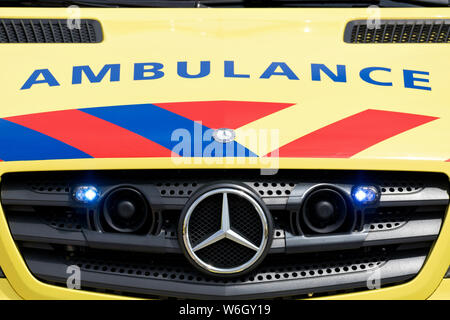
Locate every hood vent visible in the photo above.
<box><xmin>344</xmin><ymin>19</ymin><xmax>450</xmax><ymax>43</ymax></box>
<box><xmin>0</xmin><ymin>19</ymin><xmax>102</xmax><ymax>43</ymax></box>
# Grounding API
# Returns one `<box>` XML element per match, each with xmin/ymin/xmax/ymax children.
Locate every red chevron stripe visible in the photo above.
<box><xmin>154</xmin><ymin>101</ymin><xmax>295</xmax><ymax>129</ymax></box>
<box><xmin>267</xmin><ymin>109</ymin><xmax>438</xmax><ymax>158</ymax></box>
<box><xmin>6</xmin><ymin>110</ymin><xmax>173</xmax><ymax>158</ymax></box>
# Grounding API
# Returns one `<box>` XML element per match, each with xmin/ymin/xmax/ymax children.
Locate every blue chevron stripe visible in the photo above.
<box><xmin>80</xmin><ymin>103</ymin><xmax>257</xmax><ymax>157</ymax></box>
<box><xmin>0</xmin><ymin>119</ymin><xmax>91</xmax><ymax>161</ymax></box>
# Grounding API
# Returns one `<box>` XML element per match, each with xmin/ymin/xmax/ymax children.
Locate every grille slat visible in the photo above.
<box><xmin>0</xmin><ymin>19</ymin><xmax>102</xmax><ymax>43</ymax></box>
<box><xmin>1</xmin><ymin>20</ymin><xmax>10</xmax><ymax>42</ymax></box>
<box><xmin>48</xmin><ymin>21</ymin><xmax>57</xmax><ymax>42</ymax></box>
<box><xmin>29</xmin><ymin>20</ymin><xmax>38</xmax><ymax>42</ymax></box>
<box><xmin>10</xmin><ymin>20</ymin><xmax>20</xmax><ymax>42</ymax></box>
<box><xmin>345</xmin><ymin>19</ymin><xmax>450</xmax><ymax>43</ymax></box>
<box><xmin>20</xmin><ymin>20</ymin><xmax>29</xmax><ymax>42</ymax></box>
<box><xmin>85</xmin><ymin>20</ymin><xmax>92</xmax><ymax>42</ymax></box>
<box><xmin>446</xmin><ymin>24</ymin><xmax>450</xmax><ymax>42</ymax></box>
<box><xmin>39</xmin><ymin>20</ymin><xmax>47</xmax><ymax>43</ymax></box>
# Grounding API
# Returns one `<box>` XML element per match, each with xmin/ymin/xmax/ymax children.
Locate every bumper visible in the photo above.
<box><xmin>428</xmin><ymin>279</ymin><xmax>450</xmax><ymax>300</ymax></box>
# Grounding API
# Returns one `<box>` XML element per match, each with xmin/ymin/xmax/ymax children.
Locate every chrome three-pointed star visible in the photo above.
<box><xmin>192</xmin><ymin>193</ymin><xmax>259</xmax><ymax>252</ymax></box>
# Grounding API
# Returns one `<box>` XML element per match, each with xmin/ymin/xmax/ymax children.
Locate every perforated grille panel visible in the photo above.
<box><xmin>188</xmin><ymin>194</ymin><xmax>222</xmax><ymax>246</ymax></box>
<box><xmin>196</xmin><ymin>239</ymin><xmax>257</xmax><ymax>269</ymax></box>
<box><xmin>41</xmin><ymin>208</ymin><xmax>83</xmax><ymax>231</ymax></box>
<box><xmin>228</xmin><ymin>194</ymin><xmax>263</xmax><ymax>246</ymax></box>
<box><xmin>28</xmin><ymin>181</ymin><xmax>70</xmax><ymax>194</ymax></box>
<box><xmin>344</xmin><ymin>19</ymin><xmax>450</xmax><ymax>43</ymax></box>
<box><xmin>66</xmin><ymin>248</ymin><xmax>387</xmax><ymax>285</ymax></box>
<box><xmin>365</xmin><ymin>207</ymin><xmax>411</xmax><ymax>231</ymax></box>
<box><xmin>0</xmin><ymin>19</ymin><xmax>102</xmax><ymax>43</ymax></box>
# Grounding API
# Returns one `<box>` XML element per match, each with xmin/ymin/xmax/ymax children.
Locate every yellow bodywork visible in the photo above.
<box><xmin>0</xmin><ymin>7</ymin><xmax>449</xmax><ymax>299</ymax></box>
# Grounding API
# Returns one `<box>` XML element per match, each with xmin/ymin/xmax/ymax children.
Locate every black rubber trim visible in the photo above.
<box><xmin>0</xmin><ymin>266</ymin><xmax>4</xmax><ymax>278</ymax></box>
<box><xmin>23</xmin><ymin>249</ymin><xmax>427</xmax><ymax>299</ymax></box>
<box><xmin>0</xmin><ymin>19</ymin><xmax>103</xmax><ymax>43</ymax></box>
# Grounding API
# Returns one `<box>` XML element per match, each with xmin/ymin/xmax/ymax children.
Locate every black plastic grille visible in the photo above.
<box><xmin>28</xmin><ymin>181</ymin><xmax>70</xmax><ymax>194</ymax></box>
<box><xmin>228</xmin><ymin>194</ymin><xmax>263</xmax><ymax>246</ymax></box>
<box><xmin>23</xmin><ymin>244</ymin><xmax>400</xmax><ymax>293</ymax></box>
<box><xmin>196</xmin><ymin>239</ymin><xmax>257</xmax><ymax>269</ymax></box>
<box><xmin>66</xmin><ymin>247</ymin><xmax>387</xmax><ymax>284</ymax></box>
<box><xmin>189</xmin><ymin>194</ymin><xmax>222</xmax><ymax>246</ymax></box>
<box><xmin>40</xmin><ymin>207</ymin><xmax>83</xmax><ymax>231</ymax></box>
<box><xmin>250</xmin><ymin>182</ymin><xmax>295</xmax><ymax>197</ymax></box>
<box><xmin>365</xmin><ymin>206</ymin><xmax>412</xmax><ymax>231</ymax></box>
<box><xmin>345</xmin><ymin>20</ymin><xmax>450</xmax><ymax>43</ymax></box>
<box><xmin>188</xmin><ymin>193</ymin><xmax>263</xmax><ymax>248</ymax></box>
<box><xmin>157</xmin><ymin>182</ymin><xmax>198</xmax><ymax>197</ymax></box>
<box><xmin>0</xmin><ymin>19</ymin><xmax>102</xmax><ymax>43</ymax></box>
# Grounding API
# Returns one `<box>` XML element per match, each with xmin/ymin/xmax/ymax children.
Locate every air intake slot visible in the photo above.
<box><xmin>0</xmin><ymin>19</ymin><xmax>102</xmax><ymax>43</ymax></box>
<box><xmin>344</xmin><ymin>19</ymin><xmax>450</xmax><ymax>43</ymax></box>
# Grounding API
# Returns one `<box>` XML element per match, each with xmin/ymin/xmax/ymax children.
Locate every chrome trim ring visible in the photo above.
<box><xmin>181</xmin><ymin>187</ymin><xmax>270</xmax><ymax>275</ymax></box>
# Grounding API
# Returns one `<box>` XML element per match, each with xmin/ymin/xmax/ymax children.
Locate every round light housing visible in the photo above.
<box><xmin>103</xmin><ymin>187</ymin><xmax>149</xmax><ymax>233</ymax></box>
<box><xmin>302</xmin><ymin>188</ymin><xmax>348</xmax><ymax>234</ymax></box>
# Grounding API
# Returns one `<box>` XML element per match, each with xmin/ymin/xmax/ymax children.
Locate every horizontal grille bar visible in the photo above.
<box><xmin>22</xmin><ymin>246</ymin><xmax>426</xmax><ymax>299</ymax></box>
<box><xmin>7</xmin><ymin>208</ymin><xmax>444</xmax><ymax>254</ymax></box>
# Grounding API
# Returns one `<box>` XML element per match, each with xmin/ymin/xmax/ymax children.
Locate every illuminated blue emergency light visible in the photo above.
<box><xmin>74</xmin><ymin>186</ymin><xmax>99</xmax><ymax>203</ymax></box>
<box><xmin>352</xmin><ymin>186</ymin><xmax>379</xmax><ymax>205</ymax></box>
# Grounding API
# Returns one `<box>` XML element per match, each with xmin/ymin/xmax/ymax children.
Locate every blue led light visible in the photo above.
<box><xmin>74</xmin><ymin>186</ymin><xmax>99</xmax><ymax>203</ymax></box>
<box><xmin>352</xmin><ymin>186</ymin><xmax>379</xmax><ymax>204</ymax></box>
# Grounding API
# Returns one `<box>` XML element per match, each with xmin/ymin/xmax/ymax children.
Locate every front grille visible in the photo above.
<box><xmin>1</xmin><ymin>170</ymin><xmax>448</xmax><ymax>299</ymax></box>
<box><xmin>189</xmin><ymin>194</ymin><xmax>223</xmax><ymax>246</ymax></box>
<box><xmin>0</xmin><ymin>19</ymin><xmax>102</xmax><ymax>43</ymax></box>
<box><xmin>228</xmin><ymin>194</ymin><xmax>263</xmax><ymax>246</ymax></box>
<box><xmin>196</xmin><ymin>239</ymin><xmax>257</xmax><ymax>269</ymax></box>
<box><xmin>344</xmin><ymin>19</ymin><xmax>450</xmax><ymax>43</ymax></box>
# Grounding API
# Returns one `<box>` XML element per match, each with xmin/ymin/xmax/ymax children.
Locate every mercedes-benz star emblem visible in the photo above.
<box><xmin>192</xmin><ymin>193</ymin><xmax>259</xmax><ymax>252</ymax></box>
<box><xmin>212</xmin><ymin>128</ymin><xmax>236</xmax><ymax>143</ymax></box>
<box><xmin>179</xmin><ymin>186</ymin><xmax>272</xmax><ymax>276</ymax></box>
